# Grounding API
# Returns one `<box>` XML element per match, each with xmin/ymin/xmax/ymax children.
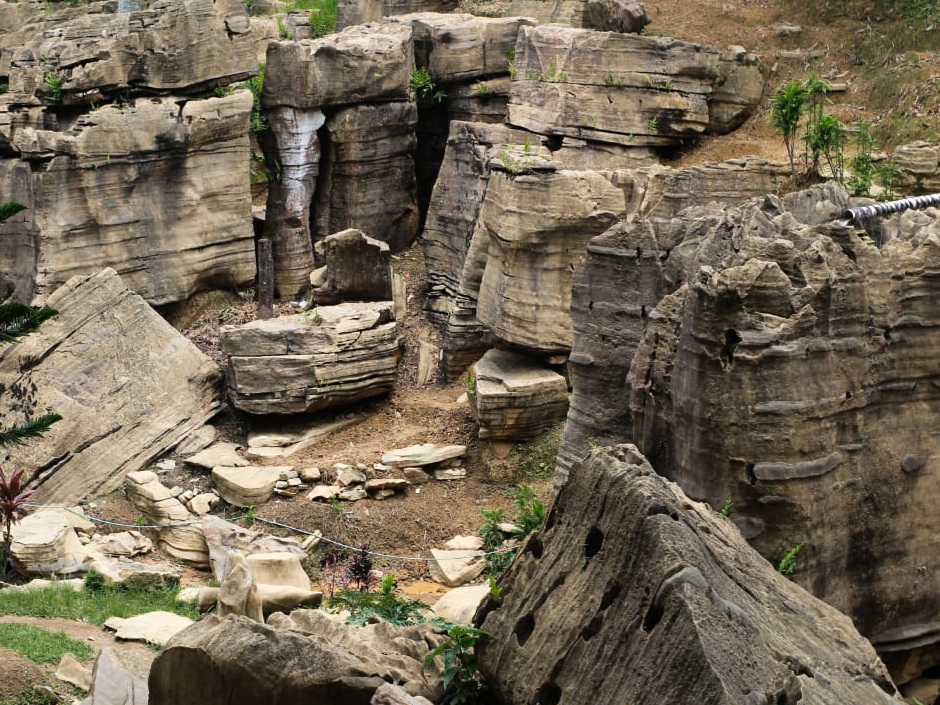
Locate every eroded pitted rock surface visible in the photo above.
<box><xmin>558</xmin><ymin>184</ymin><xmax>940</xmax><ymax>680</ymax></box>
<box><xmin>477</xmin><ymin>445</ymin><xmax>901</xmax><ymax>705</ymax></box>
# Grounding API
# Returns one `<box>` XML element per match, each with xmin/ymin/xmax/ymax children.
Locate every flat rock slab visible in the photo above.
<box><xmin>470</xmin><ymin>348</ymin><xmax>569</xmax><ymax>441</ymax></box>
<box><xmin>186</xmin><ymin>443</ymin><xmax>250</xmax><ymax>470</ymax></box>
<box><xmin>431</xmin><ymin>584</ymin><xmax>489</xmax><ymax>625</ymax></box>
<box><xmin>382</xmin><ymin>443</ymin><xmax>467</xmax><ymax>467</ymax></box>
<box><xmin>426</xmin><ymin>549</ymin><xmax>485</xmax><ymax>587</ymax></box>
<box><xmin>211</xmin><ymin>466</ymin><xmax>284</xmax><ymax>507</ymax></box>
<box><xmin>245</xmin><ymin>552</ymin><xmax>310</xmax><ymax>590</ymax></box>
<box><xmin>105</xmin><ymin>612</ymin><xmax>194</xmax><ymax>647</ymax></box>
<box><xmin>0</xmin><ymin>268</ymin><xmax>221</xmax><ymax>504</ymax></box>
<box><xmin>9</xmin><ymin>511</ymin><xmax>91</xmax><ymax>577</ymax></box>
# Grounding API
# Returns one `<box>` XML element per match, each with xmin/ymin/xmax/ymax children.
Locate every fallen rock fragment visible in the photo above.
<box><xmin>105</xmin><ymin>612</ymin><xmax>194</xmax><ymax>647</ymax></box>
<box><xmin>381</xmin><ymin>443</ymin><xmax>467</xmax><ymax>467</ymax></box>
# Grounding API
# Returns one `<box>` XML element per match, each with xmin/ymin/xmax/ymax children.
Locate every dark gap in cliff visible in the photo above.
<box><xmin>514</xmin><ymin>613</ymin><xmax>535</xmax><ymax>646</ymax></box>
<box><xmin>525</xmin><ymin>535</ymin><xmax>543</xmax><ymax>559</ymax></box>
<box><xmin>883</xmin><ymin>326</ymin><xmax>892</xmax><ymax>343</ymax></box>
<box><xmin>311</xmin><ymin>117</ymin><xmax>336</xmax><ymax>247</ymax></box>
<box><xmin>414</xmin><ymin>100</ymin><xmax>449</xmax><ymax>231</ymax></box>
<box><xmin>746</xmin><ymin>463</ymin><xmax>756</xmax><ymax>485</ymax></box>
<box><xmin>580</xmin><ymin>614</ymin><xmax>603</xmax><ymax>641</ymax></box>
<box><xmin>544</xmin><ymin>134</ymin><xmax>563</xmax><ymax>152</ymax></box>
<box><xmin>583</xmin><ymin>526</ymin><xmax>604</xmax><ymax>558</ymax></box>
<box><xmin>721</xmin><ymin>328</ymin><xmax>742</xmax><ymax>367</ymax></box>
<box><xmin>599</xmin><ymin>581</ymin><xmax>621</xmax><ymax>609</ymax></box>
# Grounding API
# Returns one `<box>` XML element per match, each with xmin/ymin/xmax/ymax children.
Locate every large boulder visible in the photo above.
<box><xmin>477</xmin><ymin>445</ymin><xmax>901</xmax><ymax>704</ymax></box>
<box><xmin>310</xmin><ymin>229</ymin><xmax>395</xmax><ymax>305</ymax></box>
<box><xmin>0</xmin><ymin>269</ymin><xmax>222</xmax><ymax>504</ymax></box>
<box><xmin>8</xmin><ymin>511</ymin><xmax>91</xmax><ymax>577</ymax></box>
<box><xmin>149</xmin><ymin>612</ymin><xmax>444</xmax><ymax>705</ymax></box>
<box><xmin>220</xmin><ymin>302</ymin><xmax>401</xmax><ymax>415</ymax></box>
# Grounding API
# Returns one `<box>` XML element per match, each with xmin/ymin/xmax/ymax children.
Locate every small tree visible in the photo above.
<box><xmin>0</xmin><ymin>467</ymin><xmax>35</xmax><ymax>577</ymax></box>
<box><xmin>770</xmin><ymin>81</ymin><xmax>808</xmax><ymax>178</ymax></box>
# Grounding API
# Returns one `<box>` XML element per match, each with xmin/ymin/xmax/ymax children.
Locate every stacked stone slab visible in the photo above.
<box><xmin>0</xmin><ymin>0</ymin><xmax>258</xmax><ymax>306</ymax></box>
<box><xmin>220</xmin><ymin>301</ymin><xmax>401</xmax><ymax>414</ymax></box>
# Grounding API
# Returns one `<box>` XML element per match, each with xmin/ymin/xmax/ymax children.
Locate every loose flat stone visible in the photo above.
<box><xmin>308</xmin><ymin>485</ymin><xmax>341</xmax><ymax>501</ymax></box>
<box><xmin>364</xmin><ymin>478</ymin><xmax>408</xmax><ymax>492</ymax></box>
<box><xmin>444</xmin><ymin>535</ymin><xmax>484</xmax><ymax>551</ymax></box>
<box><xmin>431</xmin><ymin>584</ymin><xmax>490</xmax><ymax>625</ymax></box>
<box><xmin>426</xmin><ymin>549</ymin><xmax>485</xmax><ymax>587</ymax></box>
<box><xmin>338</xmin><ymin>487</ymin><xmax>367</xmax><ymax>502</ymax></box>
<box><xmin>336</xmin><ymin>464</ymin><xmax>367</xmax><ymax>486</ymax></box>
<box><xmin>211</xmin><ymin>466</ymin><xmax>282</xmax><ymax>507</ymax></box>
<box><xmin>186</xmin><ymin>443</ymin><xmax>249</xmax><ymax>470</ymax></box>
<box><xmin>381</xmin><ymin>443</ymin><xmax>467</xmax><ymax>467</ymax></box>
<box><xmin>434</xmin><ymin>467</ymin><xmax>468</xmax><ymax>481</ymax></box>
<box><xmin>403</xmin><ymin>468</ymin><xmax>431</xmax><ymax>484</ymax></box>
<box><xmin>105</xmin><ymin>611</ymin><xmax>193</xmax><ymax>646</ymax></box>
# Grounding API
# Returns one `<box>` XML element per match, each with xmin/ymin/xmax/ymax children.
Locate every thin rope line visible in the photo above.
<box><xmin>25</xmin><ymin>503</ymin><xmax>518</xmax><ymax>562</ymax></box>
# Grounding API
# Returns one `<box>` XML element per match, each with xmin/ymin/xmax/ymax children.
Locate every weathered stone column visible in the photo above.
<box><xmin>263</xmin><ymin>106</ymin><xmax>326</xmax><ymax>298</ymax></box>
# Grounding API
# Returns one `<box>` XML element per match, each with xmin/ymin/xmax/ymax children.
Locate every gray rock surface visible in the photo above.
<box><xmin>202</xmin><ymin>514</ymin><xmax>306</xmax><ymax>583</ymax></box>
<box><xmin>0</xmin><ymin>269</ymin><xmax>221</xmax><ymax>504</ymax></box>
<box><xmin>477</xmin><ymin>444</ymin><xmax>901</xmax><ymax>705</ymax></box>
<box><xmin>81</xmin><ymin>648</ymin><xmax>149</xmax><ymax>705</ymax></box>
<box><xmin>310</xmin><ymin>229</ymin><xmax>395</xmax><ymax>305</ymax></box>
<box><xmin>124</xmin><ymin>471</ymin><xmax>208</xmax><ymax>567</ymax></box>
<box><xmin>584</xmin><ymin>0</ymin><xmax>650</xmax><ymax>32</ymax></box>
<box><xmin>149</xmin><ymin>612</ymin><xmax>444</xmax><ymax>705</ymax></box>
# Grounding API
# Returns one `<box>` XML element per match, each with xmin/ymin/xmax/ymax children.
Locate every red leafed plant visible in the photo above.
<box><xmin>0</xmin><ymin>466</ymin><xmax>36</xmax><ymax>577</ymax></box>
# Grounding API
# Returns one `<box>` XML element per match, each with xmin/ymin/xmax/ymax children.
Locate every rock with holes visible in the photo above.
<box><xmin>468</xmin><ymin>348</ymin><xmax>569</xmax><ymax>441</ymax></box>
<box><xmin>558</xmin><ymin>183</ymin><xmax>940</xmax><ymax>683</ymax></box>
<box><xmin>477</xmin><ymin>444</ymin><xmax>901</xmax><ymax>704</ymax></box>
<box><xmin>149</xmin><ymin>611</ymin><xmax>444</xmax><ymax>705</ymax></box>
<box><xmin>220</xmin><ymin>301</ymin><xmax>401</xmax><ymax>415</ymax></box>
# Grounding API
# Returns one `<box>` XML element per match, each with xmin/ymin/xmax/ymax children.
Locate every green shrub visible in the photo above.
<box><xmin>327</xmin><ymin>575</ymin><xmax>429</xmax><ymax>626</ymax></box>
<box><xmin>770</xmin><ymin>80</ymin><xmax>808</xmax><ymax>177</ymax></box>
<box><xmin>777</xmin><ymin>542</ymin><xmax>804</xmax><ymax>577</ymax></box>
<box><xmin>424</xmin><ymin>622</ymin><xmax>489</xmax><ymax>705</ymax></box>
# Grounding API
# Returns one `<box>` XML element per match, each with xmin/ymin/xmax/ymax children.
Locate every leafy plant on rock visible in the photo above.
<box><xmin>424</xmin><ymin>622</ymin><xmax>489</xmax><ymax>705</ymax></box>
<box><xmin>770</xmin><ymin>80</ymin><xmax>808</xmax><ymax>178</ymax></box>
<box><xmin>777</xmin><ymin>542</ymin><xmax>804</xmax><ymax>577</ymax></box>
<box><xmin>409</xmin><ymin>67</ymin><xmax>446</xmax><ymax>104</ymax></box>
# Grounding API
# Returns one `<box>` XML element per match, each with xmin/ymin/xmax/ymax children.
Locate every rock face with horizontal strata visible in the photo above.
<box><xmin>561</xmin><ymin>185</ymin><xmax>940</xmax><ymax>682</ymax></box>
<box><xmin>220</xmin><ymin>302</ymin><xmax>401</xmax><ymax>415</ymax></box>
<box><xmin>477</xmin><ymin>445</ymin><xmax>901</xmax><ymax>705</ymax></box>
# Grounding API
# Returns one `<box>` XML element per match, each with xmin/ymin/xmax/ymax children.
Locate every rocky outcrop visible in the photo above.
<box><xmin>0</xmin><ymin>269</ymin><xmax>221</xmax><ymax>504</ymax></box>
<box><xmin>9</xmin><ymin>511</ymin><xmax>91</xmax><ymax>577</ymax></box>
<box><xmin>476</xmin><ymin>166</ymin><xmax>624</xmax><ymax>354</ymax></box>
<box><xmin>149</xmin><ymin>612</ymin><xmax>444</xmax><ymax>705</ymax></box>
<box><xmin>561</xmin><ymin>184</ymin><xmax>940</xmax><ymax>681</ymax></box>
<box><xmin>556</xmin><ymin>158</ymin><xmax>793</xmax><ymax>480</ymax></box>
<box><xmin>262</xmin><ymin>25</ymin><xmax>418</xmax><ymax>296</ymax></box>
<box><xmin>469</xmin><ymin>348</ymin><xmax>568</xmax><ymax>440</ymax></box>
<box><xmin>477</xmin><ymin>445</ymin><xmax>901</xmax><ymax>704</ymax></box>
<box><xmin>584</xmin><ymin>0</ymin><xmax>650</xmax><ymax>33</ymax></box>
<box><xmin>0</xmin><ymin>0</ymin><xmax>258</xmax><ymax>306</ymax></box>
<box><xmin>508</xmin><ymin>26</ymin><xmax>763</xmax><ymax>146</ymax></box>
<box><xmin>220</xmin><ymin>301</ymin><xmax>401</xmax><ymax>415</ymax></box>
<box><xmin>337</xmin><ymin>0</ymin><xmax>458</xmax><ymax>30</ymax></box>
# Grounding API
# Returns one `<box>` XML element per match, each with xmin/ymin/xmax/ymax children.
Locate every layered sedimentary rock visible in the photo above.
<box><xmin>508</xmin><ymin>26</ymin><xmax>763</xmax><ymax>146</ymax></box>
<box><xmin>337</xmin><ymin>0</ymin><xmax>458</xmax><ymax>32</ymax></box>
<box><xmin>313</xmin><ymin>101</ymin><xmax>419</xmax><ymax>251</ymax></box>
<box><xmin>0</xmin><ymin>269</ymin><xmax>221</xmax><ymax>504</ymax></box>
<box><xmin>0</xmin><ymin>0</ymin><xmax>258</xmax><ymax>306</ymax></box>
<box><xmin>220</xmin><ymin>302</ymin><xmax>401</xmax><ymax>414</ymax></box>
<box><xmin>477</xmin><ymin>445</ymin><xmax>901</xmax><ymax>704</ymax></box>
<box><xmin>476</xmin><ymin>166</ymin><xmax>624</xmax><ymax>354</ymax></box>
<box><xmin>564</xmin><ymin>185</ymin><xmax>940</xmax><ymax>680</ymax></box>
<box><xmin>0</xmin><ymin>0</ymin><xmax>256</xmax><ymax>104</ymax></box>
<box><xmin>310</xmin><ymin>229</ymin><xmax>395</xmax><ymax>305</ymax></box>
<box><xmin>262</xmin><ymin>25</ymin><xmax>419</xmax><ymax>295</ymax></box>
<box><xmin>469</xmin><ymin>348</ymin><xmax>568</xmax><ymax>440</ymax></box>
<box><xmin>557</xmin><ymin>158</ymin><xmax>791</xmax><ymax>478</ymax></box>
<box><xmin>0</xmin><ymin>93</ymin><xmax>256</xmax><ymax>305</ymax></box>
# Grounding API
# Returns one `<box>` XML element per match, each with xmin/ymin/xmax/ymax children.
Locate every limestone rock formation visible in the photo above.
<box><xmin>0</xmin><ymin>269</ymin><xmax>222</xmax><ymax>504</ymax></box>
<box><xmin>584</xmin><ymin>0</ymin><xmax>650</xmax><ymax>33</ymax></box>
<box><xmin>310</xmin><ymin>229</ymin><xmax>395</xmax><ymax>305</ymax></box>
<box><xmin>220</xmin><ymin>302</ymin><xmax>401</xmax><ymax>414</ymax></box>
<box><xmin>125</xmin><ymin>471</ymin><xmax>209</xmax><ymax>567</ymax></box>
<box><xmin>81</xmin><ymin>649</ymin><xmax>149</xmax><ymax>705</ymax></box>
<box><xmin>217</xmin><ymin>551</ymin><xmax>264</xmax><ymax>623</ymax></box>
<box><xmin>559</xmin><ymin>184</ymin><xmax>940</xmax><ymax>681</ymax></box>
<box><xmin>211</xmin><ymin>466</ymin><xmax>283</xmax><ymax>508</ymax></box>
<box><xmin>469</xmin><ymin>348</ymin><xmax>568</xmax><ymax>440</ymax></box>
<box><xmin>477</xmin><ymin>445</ymin><xmax>901</xmax><ymax>705</ymax></box>
<box><xmin>202</xmin><ymin>514</ymin><xmax>307</xmax><ymax>583</ymax></box>
<box><xmin>508</xmin><ymin>26</ymin><xmax>763</xmax><ymax>146</ymax></box>
<box><xmin>105</xmin><ymin>612</ymin><xmax>194</xmax><ymax>647</ymax></box>
<box><xmin>9</xmin><ymin>511</ymin><xmax>91</xmax><ymax>577</ymax></box>
<box><xmin>556</xmin><ymin>159</ymin><xmax>792</xmax><ymax>480</ymax></box>
<box><xmin>476</xmin><ymin>166</ymin><xmax>624</xmax><ymax>354</ymax></box>
<box><xmin>149</xmin><ymin>612</ymin><xmax>444</xmax><ymax>705</ymax></box>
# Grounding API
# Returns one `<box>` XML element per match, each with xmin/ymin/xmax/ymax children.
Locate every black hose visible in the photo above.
<box><xmin>843</xmin><ymin>193</ymin><xmax>940</xmax><ymax>224</ymax></box>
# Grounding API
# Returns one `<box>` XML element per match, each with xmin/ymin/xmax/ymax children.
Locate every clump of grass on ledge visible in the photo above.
<box><xmin>0</xmin><ymin>622</ymin><xmax>93</xmax><ymax>663</ymax></box>
<box><xmin>0</xmin><ymin>577</ymin><xmax>198</xmax><ymax>626</ymax></box>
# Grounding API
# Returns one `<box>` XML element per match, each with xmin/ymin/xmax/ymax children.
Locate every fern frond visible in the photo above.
<box><xmin>0</xmin><ymin>303</ymin><xmax>58</xmax><ymax>344</ymax></box>
<box><xmin>0</xmin><ymin>413</ymin><xmax>63</xmax><ymax>447</ymax></box>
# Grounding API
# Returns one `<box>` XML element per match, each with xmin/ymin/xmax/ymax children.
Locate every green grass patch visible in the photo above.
<box><xmin>0</xmin><ymin>583</ymin><xmax>198</xmax><ymax>626</ymax></box>
<box><xmin>511</xmin><ymin>421</ymin><xmax>563</xmax><ymax>481</ymax></box>
<box><xmin>284</xmin><ymin>0</ymin><xmax>337</xmax><ymax>36</ymax></box>
<box><xmin>0</xmin><ymin>691</ymin><xmax>60</xmax><ymax>705</ymax></box>
<box><xmin>0</xmin><ymin>623</ymin><xmax>93</xmax><ymax>664</ymax></box>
